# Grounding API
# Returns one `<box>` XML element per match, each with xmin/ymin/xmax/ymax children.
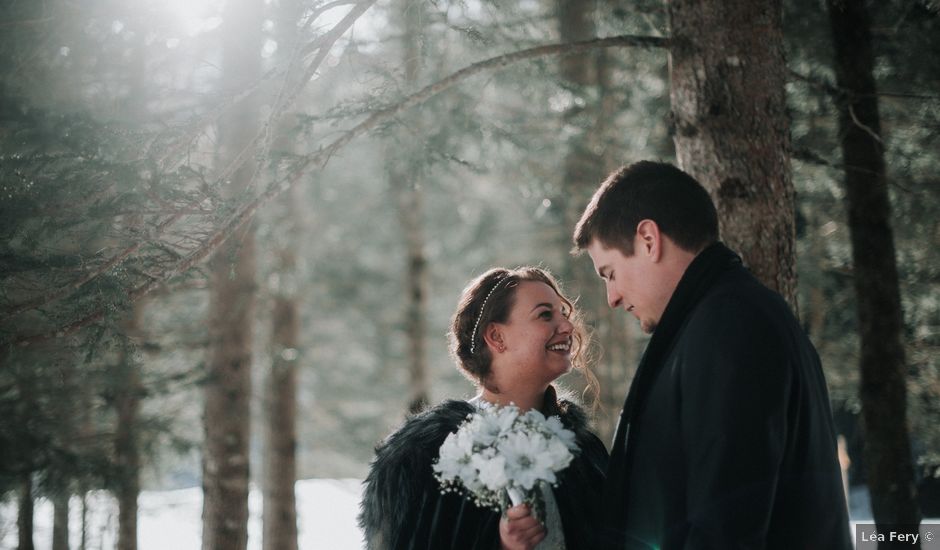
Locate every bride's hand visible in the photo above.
<box><xmin>499</xmin><ymin>504</ymin><xmax>545</xmax><ymax>550</ymax></box>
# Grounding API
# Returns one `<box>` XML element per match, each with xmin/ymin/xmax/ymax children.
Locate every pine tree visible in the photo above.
<box><xmin>387</xmin><ymin>0</ymin><xmax>431</xmax><ymax>415</ymax></box>
<box><xmin>261</xmin><ymin>3</ymin><xmax>304</xmax><ymax>549</ymax></box>
<box><xmin>826</xmin><ymin>0</ymin><xmax>922</xmax><ymax>532</ymax></box>
<box><xmin>668</xmin><ymin>0</ymin><xmax>797</xmax><ymax>308</ymax></box>
<box><xmin>201</xmin><ymin>0</ymin><xmax>262</xmax><ymax>547</ymax></box>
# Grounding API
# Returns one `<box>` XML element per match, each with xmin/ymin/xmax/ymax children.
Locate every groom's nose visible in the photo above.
<box><xmin>606</xmin><ymin>282</ymin><xmax>622</xmax><ymax>309</ymax></box>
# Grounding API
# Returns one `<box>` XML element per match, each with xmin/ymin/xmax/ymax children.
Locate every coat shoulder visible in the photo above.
<box><xmin>358</xmin><ymin>400</ymin><xmax>474</xmax><ymax>545</ymax></box>
<box><xmin>554</xmin><ymin>397</ymin><xmax>590</xmax><ymax>434</ymax></box>
<box><xmin>687</xmin><ymin>267</ymin><xmax>795</xmax><ymax>338</ymax></box>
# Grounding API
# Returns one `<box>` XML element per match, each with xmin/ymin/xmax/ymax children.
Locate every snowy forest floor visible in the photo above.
<box><xmin>0</xmin><ymin>479</ymin><xmax>363</xmax><ymax>550</ymax></box>
<box><xmin>1</xmin><ymin>480</ymin><xmax>929</xmax><ymax>549</ymax></box>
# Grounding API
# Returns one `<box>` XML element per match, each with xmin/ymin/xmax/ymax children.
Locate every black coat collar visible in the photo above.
<box><xmin>603</xmin><ymin>242</ymin><xmax>742</xmax><ymax>526</ymax></box>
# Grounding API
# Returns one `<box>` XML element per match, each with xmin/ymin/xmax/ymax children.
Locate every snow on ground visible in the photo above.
<box><xmin>0</xmin><ymin>478</ymin><xmax>365</xmax><ymax>550</ymax></box>
<box><xmin>4</xmin><ymin>479</ymin><xmax>932</xmax><ymax>550</ymax></box>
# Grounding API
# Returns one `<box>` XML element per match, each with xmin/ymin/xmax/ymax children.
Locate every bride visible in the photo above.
<box><xmin>359</xmin><ymin>266</ymin><xmax>608</xmax><ymax>550</ymax></box>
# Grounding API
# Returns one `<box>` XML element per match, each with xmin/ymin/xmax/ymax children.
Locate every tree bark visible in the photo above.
<box><xmin>393</xmin><ymin>174</ymin><xmax>430</xmax><ymax>415</ymax></box>
<box><xmin>201</xmin><ymin>0</ymin><xmax>262</xmax><ymax>548</ymax></box>
<box><xmin>594</xmin><ymin>302</ymin><xmax>637</xmax><ymax>443</ymax></box>
<box><xmin>557</xmin><ymin>0</ymin><xmax>650</xmax><ymax>445</ymax></box>
<box><xmin>389</xmin><ymin>0</ymin><xmax>430</xmax><ymax>415</ymax></box>
<box><xmin>113</xmin><ymin>31</ymin><xmax>150</xmax><ymax>550</ymax></box>
<box><xmin>262</xmin><ymin>294</ymin><xmax>299</xmax><ymax>550</ymax></box>
<box><xmin>115</xmin><ymin>302</ymin><xmax>145</xmax><ymax>550</ymax></box>
<box><xmin>17</xmin><ymin>474</ymin><xmax>34</xmax><ymax>550</ymax></box>
<box><xmin>668</xmin><ymin>0</ymin><xmax>797</xmax><ymax>309</ymax></box>
<box><xmin>262</xmin><ymin>3</ymin><xmax>303</xmax><ymax>543</ymax></box>
<box><xmin>52</xmin><ymin>492</ymin><xmax>69</xmax><ymax>550</ymax></box>
<box><xmin>79</xmin><ymin>456</ymin><xmax>89</xmax><ymax>548</ymax></box>
<box><xmin>557</xmin><ymin>0</ymin><xmax>601</xmax><ymax>235</ymax></box>
<box><xmin>555</xmin><ymin>0</ymin><xmax>620</xmax><ymax>441</ymax></box>
<box><xmin>826</xmin><ymin>0</ymin><xmax>921</xmax><ymax>536</ymax></box>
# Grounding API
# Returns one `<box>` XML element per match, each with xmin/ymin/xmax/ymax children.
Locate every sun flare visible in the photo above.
<box><xmin>161</xmin><ymin>0</ymin><xmax>224</xmax><ymax>37</ymax></box>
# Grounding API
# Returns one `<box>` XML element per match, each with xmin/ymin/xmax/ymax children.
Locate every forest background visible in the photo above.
<box><xmin>1</xmin><ymin>0</ymin><xmax>938</xmax><ymax>548</ymax></box>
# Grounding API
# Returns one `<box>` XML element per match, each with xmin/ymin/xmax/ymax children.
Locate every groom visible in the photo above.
<box><xmin>573</xmin><ymin>161</ymin><xmax>852</xmax><ymax>549</ymax></box>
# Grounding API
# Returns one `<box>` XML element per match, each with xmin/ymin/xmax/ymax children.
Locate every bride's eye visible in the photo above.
<box><xmin>539</xmin><ymin>310</ymin><xmax>553</xmax><ymax>320</ymax></box>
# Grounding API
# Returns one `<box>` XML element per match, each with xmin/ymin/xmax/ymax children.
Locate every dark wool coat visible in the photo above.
<box><xmin>359</xmin><ymin>390</ymin><xmax>609</xmax><ymax>549</ymax></box>
<box><xmin>601</xmin><ymin>243</ymin><xmax>852</xmax><ymax>549</ymax></box>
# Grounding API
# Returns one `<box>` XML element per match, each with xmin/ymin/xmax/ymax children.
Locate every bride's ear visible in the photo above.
<box><xmin>483</xmin><ymin>323</ymin><xmax>506</xmax><ymax>354</ymax></box>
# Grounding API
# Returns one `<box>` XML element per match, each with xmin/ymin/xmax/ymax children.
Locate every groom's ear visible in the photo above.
<box><xmin>635</xmin><ymin>219</ymin><xmax>662</xmax><ymax>262</ymax></box>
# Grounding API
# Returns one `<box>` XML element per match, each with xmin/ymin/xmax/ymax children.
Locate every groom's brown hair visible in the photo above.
<box><xmin>572</xmin><ymin>161</ymin><xmax>719</xmax><ymax>256</ymax></box>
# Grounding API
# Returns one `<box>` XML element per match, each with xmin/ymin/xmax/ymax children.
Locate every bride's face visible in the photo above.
<box><xmin>487</xmin><ymin>281</ymin><xmax>574</xmax><ymax>386</ymax></box>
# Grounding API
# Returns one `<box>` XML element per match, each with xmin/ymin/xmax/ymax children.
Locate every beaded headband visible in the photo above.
<box><xmin>469</xmin><ymin>276</ymin><xmax>512</xmax><ymax>354</ymax></box>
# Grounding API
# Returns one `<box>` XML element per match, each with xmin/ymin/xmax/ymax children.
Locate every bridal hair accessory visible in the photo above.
<box><xmin>469</xmin><ymin>276</ymin><xmax>511</xmax><ymax>354</ymax></box>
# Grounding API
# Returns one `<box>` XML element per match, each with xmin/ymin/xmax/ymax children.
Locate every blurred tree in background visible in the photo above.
<box><xmin>1</xmin><ymin>0</ymin><xmax>938</xmax><ymax>546</ymax></box>
<box><xmin>785</xmin><ymin>0</ymin><xmax>940</xmax><ymax>520</ymax></box>
<box><xmin>826</xmin><ymin>0</ymin><xmax>920</xmax><ymax>530</ymax></box>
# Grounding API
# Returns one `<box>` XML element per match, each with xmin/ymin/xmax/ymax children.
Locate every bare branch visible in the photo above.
<box><xmin>0</xmin><ymin>17</ymin><xmax>54</xmax><ymax>28</ymax></box>
<box><xmin>788</xmin><ymin>69</ymin><xmax>841</xmax><ymax>96</ymax></box>
<box><xmin>298</xmin><ymin>34</ymin><xmax>669</xmax><ymax>173</ymax></box>
<box><xmin>3</xmin><ymin>0</ymin><xmax>377</xmax><ymax>324</ymax></box>
<box><xmin>9</xmin><ymin>32</ymin><xmax>668</xmax><ymax>347</ymax></box>
<box><xmin>848</xmin><ymin>104</ymin><xmax>884</xmax><ymax>145</ymax></box>
<box><xmin>789</xmin><ymin>69</ymin><xmax>940</xmax><ymax>101</ymax></box>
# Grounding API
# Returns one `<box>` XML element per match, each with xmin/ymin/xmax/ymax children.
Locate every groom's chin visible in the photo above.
<box><xmin>640</xmin><ymin>319</ymin><xmax>657</xmax><ymax>334</ymax></box>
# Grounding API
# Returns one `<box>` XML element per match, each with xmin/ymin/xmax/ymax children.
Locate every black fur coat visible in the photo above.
<box><xmin>358</xmin><ymin>390</ymin><xmax>609</xmax><ymax>549</ymax></box>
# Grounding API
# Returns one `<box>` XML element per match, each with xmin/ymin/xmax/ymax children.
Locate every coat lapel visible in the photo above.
<box><xmin>602</xmin><ymin>242</ymin><xmax>742</xmax><ymax>537</ymax></box>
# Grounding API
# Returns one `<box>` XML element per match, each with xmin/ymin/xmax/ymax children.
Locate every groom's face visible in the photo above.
<box><xmin>586</xmin><ymin>237</ymin><xmax>667</xmax><ymax>334</ymax></box>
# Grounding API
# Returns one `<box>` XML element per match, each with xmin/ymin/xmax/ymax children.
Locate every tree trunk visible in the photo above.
<box><xmin>262</xmin><ymin>293</ymin><xmax>300</xmax><ymax>550</ymax></box>
<box><xmin>261</xmin><ymin>3</ymin><xmax>302</xmax><ymax>549</ymax></box>
<box><xmin>52</xmin><ymin>492</ymin><xmax>69</xmax><ymax>550</ymax></box>
<box><xmin>115</xmin><ymin>301</ymin><xmax>145</xmax><ymax>550</ymax></box>
<box><xmin>79</xmin><ymin>388</ymin><xmax>92</xmax><ymax>550</ymax></box>
<box><xmin>557</xmin><ymin>0</ymin><xmax>601</xmax><ymax>246</ymax></box>
<box><xmin>49</xmin><ymin>344</ymin><xmax>76</xmax><ymax>550</ymax></box>
<box><xmin>113</xmin><ymin>29</ymin><xmax>150</xmax><ymax>550</ymax></box>
<box><xmin>393</xmin><ymin>171</ymin><xmax>430</xmax><ymax>415</ymax></box>
<box><xmin>202</xmin><ymin>0</ymin><xmax>262</xmax><ymax>548</ymax></box>
<box><xmin>826</xmin><ymin>0</ymin><xmax>921</xmax><ymax>536</ymax></box>
<box><xmin>668</xmin><ymin>0</ymin><xmax>797</xmax><ymax>309</ymax></box>
<box><xmin>79</xmin><ymin>473</ymin><xmax>89</xmax><ymax>549</ymax></box>
<box><xmin>17</xmin><ymin>474</ymin><xmax>34</xmax><ymax>550</ymax></box>
<box><xmin>556</xmin><ymin>0</ymin><xmax>631</xmax><ymax>443</ymax></box>
<box><xmin>594</xmin><ymin>302</ymin><xmax>637</xmax><ymax>443</ymax></box>
<box><xmin>389</xmin><ymin>0</ymin><xmax>429</xmax><ymax>415</ymax></box>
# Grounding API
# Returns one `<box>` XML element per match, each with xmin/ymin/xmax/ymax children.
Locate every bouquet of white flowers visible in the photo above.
<box><xmin>432</xmin><ymin>402</ymin><xmax>579</xmax><ymax>519</ymax></box>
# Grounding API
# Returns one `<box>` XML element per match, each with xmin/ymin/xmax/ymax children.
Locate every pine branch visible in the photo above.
<box><xmin>1</xmin><ymin>214</ymin><xmax>183</xmax><ymax>323</ymax></box>
<box><xmin>150</xmin><ymin>2</ymin><xmax>376</xmax><ymax>172</ymax></box>
<box><xmin>2</xmin><ymin>0</ymin><xmax>377</xmax><ymax>325</ymax></box>
<box><xmin>789</xmin><ymin>69</ymin><xmax>940</xmax><ymax>101</ymax></box>
<box><xmin>8</xmin><ymin>32</ymin><xmax>668</xmax><ymax>347</ymax></box>
<box><xmin>788</xmin><ymin>69</ymin><xmax>842</xmax><ymax>97</ymax></box>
